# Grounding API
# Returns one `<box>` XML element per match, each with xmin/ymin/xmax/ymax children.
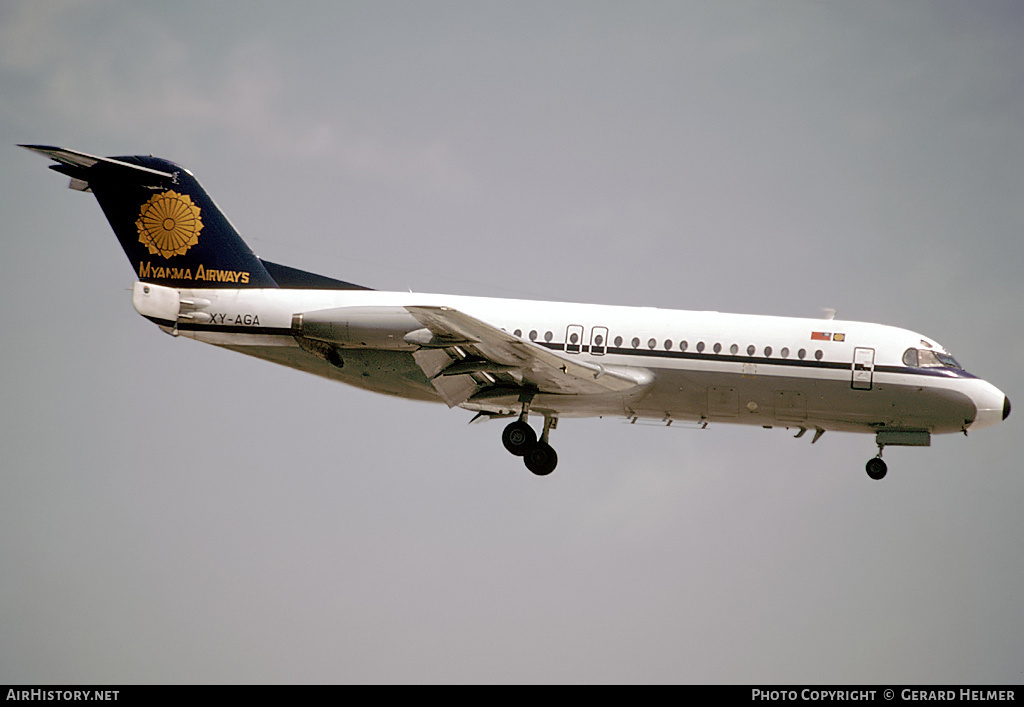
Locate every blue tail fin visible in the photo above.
<box><xmin>22</xmin><ymin>145</ymin><xmax>278</xmax><ymax>288</ymax></box>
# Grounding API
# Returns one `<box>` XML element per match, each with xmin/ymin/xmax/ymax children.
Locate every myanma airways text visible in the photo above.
<box><xmin>137</xmin><ymin>261</ymin><xmax>250</xmax><ymax>284</ymax></box>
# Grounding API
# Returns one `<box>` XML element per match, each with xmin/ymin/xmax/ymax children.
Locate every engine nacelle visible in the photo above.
<box><xmin>292</xmin><ymin>306</ymin><xmax>423</xmax><ymax>350</ymax></box>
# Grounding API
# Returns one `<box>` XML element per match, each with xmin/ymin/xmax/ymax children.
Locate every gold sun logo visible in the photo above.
<box><xmin>135</xmin><ymin>190</ymin><xmax>203</xmax><ymax>259</ymax></box>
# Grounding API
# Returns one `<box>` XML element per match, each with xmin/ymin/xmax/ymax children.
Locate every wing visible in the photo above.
<box><xmin>405</xmin><ymin>305</ymin><xmax>651</xmax><ymax>408</ymax></box>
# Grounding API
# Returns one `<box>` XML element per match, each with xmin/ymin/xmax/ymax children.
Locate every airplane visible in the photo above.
<box><xmin>22</xmin><ymin>144</ymin><xmax>1011</xmax><ymax>480</ymax></box>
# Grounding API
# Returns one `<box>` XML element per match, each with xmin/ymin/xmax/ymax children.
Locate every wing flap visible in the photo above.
<box><xmin>406</xmin><ymin>306</ymin><xmax>650</xmax><ymax>400</ymax></box>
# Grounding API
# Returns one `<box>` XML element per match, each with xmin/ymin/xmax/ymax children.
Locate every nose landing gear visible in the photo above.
<box><xmin>866</xmin><ymin>439</ymin><xmax>888</xmax><ymax>480</ymax></box>
<box><xmin>865</xmin><ymin>455</ymin><xmax>888</xmax><ymax>480</ymax></box>
<box><xmin>865</xmin><ymin>431</ymin><xmax>932</xmax><ymax>480</ymax></box>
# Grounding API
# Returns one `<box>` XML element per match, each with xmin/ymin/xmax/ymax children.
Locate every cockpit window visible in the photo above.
<box><xmin>934</xmin><ymin>352</ymin><xmax>962</xmax><ymax>369</ymax></box>
<box><xmin>904</xmin><ymin>347</ymin><xmax>962</xmax><ymax>370</ymax></box>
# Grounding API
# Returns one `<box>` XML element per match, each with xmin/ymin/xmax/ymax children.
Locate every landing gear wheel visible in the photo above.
<box><xmin>502</xmin><ymin>420</ymin><xmax>537</xmax><ymax>457</ymax></box>
<box><xmin>524</xmin><ymin>442</ymin><xmax>558</xmax><ymax>476</ymax></box>
<box><xmin>866</xmin><ymin>457</ymin><xmax>888</xmax><ymax>480</ymax></box>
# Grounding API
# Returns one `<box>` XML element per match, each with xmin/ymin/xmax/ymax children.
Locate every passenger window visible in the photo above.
<box><xmin>544</xmin><ymin>331</ymin><xmax>553</xmax><ymax>342</ymax></box>
<box><xmin>514</xmin><ymin>329</ymin><xmax>522</xmax><ymax>338</ymax></box>
<box><xmin>664</xmin><ymin>339</ymin><xmax>673</xmax><ymax>350</ymax></box>
<box><xmin>614</xmin><ymin>336</ymin><xmax>623</xmax><ymax>347</ymax></box>
<box><xmin>730</xmin><ymin>344</ymin><xmax>739</xmax><ymax>355</ymax></box>
<box><xmin>713</xmin><ymin>343</ymin><xmax>722</xmax><ymax>354</ymax></box>
<box><xmin>529</xmin><ymin>330</ymin><xmax>538</xmax><ymax>341</ymax></box>
<box><xmin>679</xmin><ymin>340</ymin><xmax>688</xmax><ymax>351</ymax></box>
<box><xmin>697</xmin><ymin>341</ymin><xmax>705</xmax><ymax>352</ymax></box>
<box><xmin>814</xmin><ymin>349</ymin><xmax>823</xmax><ymax>360</ymax></box>
<box><xmin>764</xmin><ymin>346</ymin><xmax>773</xmax><ymax>357</ymax></box>
<box><xmin>798</xmin><ymin>349</ymin><xmax>806</xmax><ymax>359</ymax></box>
<box><xmin>631</xmin><ymin>337</ymin><xmax>640</xmax><ymax>348</ymax></box>
<box><xmin>648</xmin><ymin>338</ymin><xmax>657</xmax><ymax>350</ymax></box>
<box><xmin>747</xmin><ymin>345</ymin><xmax>755</xmax><ymax>356</ymax></box>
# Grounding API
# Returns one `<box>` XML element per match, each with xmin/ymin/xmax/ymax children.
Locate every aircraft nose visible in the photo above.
<box><xmin>966</xmin><ymin>381</ymin><xmax>1010</xmax><ymax>431</ymax></box>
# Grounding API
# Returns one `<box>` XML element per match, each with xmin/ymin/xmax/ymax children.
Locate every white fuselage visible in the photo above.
<box><xmin>141</xmin><ymin>285</ymin><xmax>1008</xmax><ymax>438</ymax></box>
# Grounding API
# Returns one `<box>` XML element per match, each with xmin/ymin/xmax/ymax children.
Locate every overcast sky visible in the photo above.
<box><xmin>2</xmin><ymin>0</ymin><xmax>1022</xmax><ymax>684</ymax></box>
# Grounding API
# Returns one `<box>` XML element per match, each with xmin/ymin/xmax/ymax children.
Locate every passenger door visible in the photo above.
<box><xmin>852</xmin><ymin>347</ymin><xmax>875</xmax><ymax>390</ymax></box>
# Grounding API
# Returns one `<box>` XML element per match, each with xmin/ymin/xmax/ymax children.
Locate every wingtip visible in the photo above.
<box><xmin>19</xmin><ymin>144</ymin><xmax>73</xmax><ymax>160</ymax></box>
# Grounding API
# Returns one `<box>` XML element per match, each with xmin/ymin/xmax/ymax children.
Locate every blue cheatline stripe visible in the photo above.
<box><xmin>537</xmin><ymin>342</ymin><xmax>976</xmax><ymax>379</ymax></box>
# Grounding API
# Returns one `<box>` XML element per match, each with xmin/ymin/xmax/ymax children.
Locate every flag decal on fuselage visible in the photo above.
<box><xmin>811</xmin><ymin>331</ymin><xmax>845</xmax><ymax>342</ymax></box>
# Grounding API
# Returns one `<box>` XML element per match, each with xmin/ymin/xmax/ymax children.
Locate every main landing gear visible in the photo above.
<box><xmin>502</xmin><ymin>410</ymin><xmax>558</xmax><ymax>476</ymax></box>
